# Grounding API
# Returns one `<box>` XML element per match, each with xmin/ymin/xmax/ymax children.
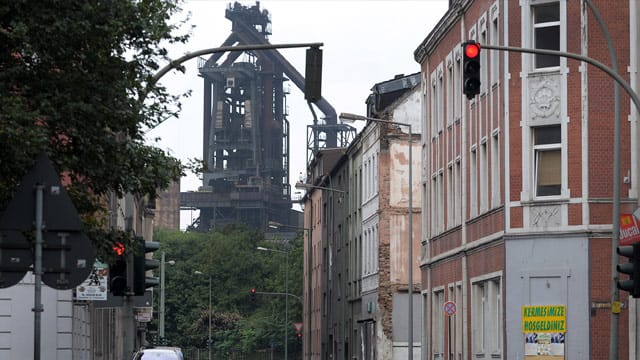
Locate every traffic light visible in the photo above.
<box><xmin>250</xmin><ymin>288</ymin><xmax>256</xmax><ymax>302</ymax></box>
<box><xmin>109</xmin><ymin>242</ymin><xmax>127</xmax><ymax>296</ymax></box>
<box><xmin>617</xmin><ymin>242</ymin><xmax>640</xmax><ymax>298</ymax></box>
<box><xmin>133</xmin><ymin>237</ymin><xmax>160</xmax><ymax>296</ymax></box>
<box><xmin>462</xmin><ymin>41</ymin><xmax>481</xmax><ymax>99</ymax></box>
<box><xmin>305</xmin><ymin>46</ymin><xmax>323</xmax><ymax>103</ymax></box>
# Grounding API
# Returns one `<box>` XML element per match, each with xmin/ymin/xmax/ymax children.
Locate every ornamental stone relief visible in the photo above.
<box><xmin>530</xmin><ymin>205</ymin><xmax>561</xmax><ymax>228</ymax></box>
<box><xmin>529</xmin><ymin>75</ymin><xmax>561</xmax><ymax>123</ymax></box>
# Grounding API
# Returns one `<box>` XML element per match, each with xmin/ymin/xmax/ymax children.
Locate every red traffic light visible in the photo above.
<box><xmin>113</xmin><ymin>242</ymin><xmax>125</xmax><ymax>256</ymax></box>
<box><xmin>251</xmin><ymin>288</ymin><xmax>256</xmax><ymax>294</ymax></box>
<box><xmin>464</xmin><ymin>42</ymin><xmax>480</xmax><ymax>59</ymax></box>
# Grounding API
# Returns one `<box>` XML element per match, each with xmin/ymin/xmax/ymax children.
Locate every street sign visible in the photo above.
<box><xmin>0</xmin><ymin>230</ymin><xmax>32</xmax><ymax>288</ymax></box>
<box><xmin>42</xmin><ymin>231</ymin><xmax>95</xmax><ymax>290</ymax></box>
<box><xmin>293</xmin><ymin>322</ymin><xmax>303</xmax><ymax>333</ymax></box>
<box><xmin>0</xmin><ymin>152</ymin><xmax>83</xmax><ymax>231</ymax></box>
<box><xmin>444</xmin><ymin>301</ymin><xmax>457</xmax><ymax>316</ymax></box>
<box><xmin>0</xmin><ymin>152</ymin><xmax>95</xmax><ymax>290</ymax></box>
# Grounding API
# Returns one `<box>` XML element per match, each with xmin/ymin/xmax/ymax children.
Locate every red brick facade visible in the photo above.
<box><xmin>417</xmin><ymin>0</ymin><xmax>637</xmax><ymax>359</ymax></box>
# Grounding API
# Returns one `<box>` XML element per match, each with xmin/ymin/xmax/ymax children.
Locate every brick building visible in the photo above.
<box><xmin>415</xmin><ymin>0</ymin><xmax>639</xmax><ymax>359</ymax></box>
<box><xmin>301</xmin><ymin>73</ymin><xmax>423</xmax><ymax>360</ymax></box>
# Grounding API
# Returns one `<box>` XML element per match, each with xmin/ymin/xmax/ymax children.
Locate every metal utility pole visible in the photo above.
<box><xmin>159</xmin><ymin>252</ymin><xmax>166</xmax><ymax>341</ymax></box>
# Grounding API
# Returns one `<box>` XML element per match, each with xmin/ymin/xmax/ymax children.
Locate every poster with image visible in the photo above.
<box><xmin>76</xmin><ymin>261</ymin><xmax>108</xmax><ymax>300</ymax></box>
<box><xmin>522</xmin><ymin>305</ymin><xmax>565</xmax><ymax>359</ymax></box>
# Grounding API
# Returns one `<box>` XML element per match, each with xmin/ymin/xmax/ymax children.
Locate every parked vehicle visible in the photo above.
<box><xmin>132</xmin><ymin>347</ymin><xmax>184</xmax><ymax>360</ymax></box>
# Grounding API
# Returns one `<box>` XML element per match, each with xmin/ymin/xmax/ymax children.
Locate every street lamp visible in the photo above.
<box><xmin>339</xmin><ymin>112</ymin><xmax>415</xmax><ymax>360</ymax></box>
<box><xmin>257</xmin><ymin>246</ymin><xmax>290</xmax><ymax>360</ymax></box>
<box><xmin>159</xmin><ymin>252</ymin><xmax>175</xmax><ymax>343</ymax></box>
<box><xmin>295</xmin><ymin>182</ymin><xmax>346</xmax><ymax>194</ymax></box>
<box><xmin>194</xmin><ymin>271</ymin><xmax>213</xmax><ymax>360</ymax></box>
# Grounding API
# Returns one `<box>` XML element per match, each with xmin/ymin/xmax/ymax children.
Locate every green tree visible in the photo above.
<box><xmin>154</xmin><ymin>226</ymin><xmax>304</xmax><ymax>356</ymax></box>
<box><xmin>0</xmin><ymin>0</ymin><xmax>190</xmax><ymax>253</ymax></box>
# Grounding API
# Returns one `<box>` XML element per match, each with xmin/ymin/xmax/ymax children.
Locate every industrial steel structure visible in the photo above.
<box><xmin>181</xmin><ymin>2</ymin><xmax>355</xmax><ymax>232</ymax></box>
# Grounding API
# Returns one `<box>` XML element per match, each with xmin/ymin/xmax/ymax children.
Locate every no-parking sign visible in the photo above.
<box><xmin>444</xmin><ymin>301</ymin><xmax>456</xmax><ymax>316</ymax></box>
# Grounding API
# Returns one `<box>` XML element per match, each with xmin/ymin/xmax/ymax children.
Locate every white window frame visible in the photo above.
<box><xmin>437</xmin><ymin>64</ymin><xmax>445</xmax><ymax>133</ymax></box>
<box><xmin>471</xmin><ymin>272</ymin><xmax>503</xmax><ymax>357</ymax></box>
<box><xmin>533</xmin><ymin>125</ymin><xmax>562</xmax><ymax>198</ymax></box>
<box><xmin>438</xmin><ymin>170</ymin><xmax>444</xmax><ymax>233</ymax></box>
<box><xmin>431</xmin><ymin>72</ymin><xmax>438</xmax><ymax>137</ymax></box>
<box><xmin>478</xmin><ymin>13</ymin><xmax>488</xmax><ymax>95</ymax></box>
<box><xmin>454</xmin><ymin>158</ymin><xmax>462</xmax><ymax>225</ymax></box>
<box><xmin>454</xmin><ymin>48</ymin><xmax>462</xmax><ymax>122</ymax></box>
<box><xmin>470</xmin><ymin>146</ymin><xmax>478</xmax><ymax>217</ymax></box>
<box><xmin>491</xmin><ymin>129</ymin><xmax>501</xmax><ymax>208</ymax></box>
<box><xmin>431</xmin><ymin>174</ymin><xmax>438</xmax><ymax>235</ymax></box>
<box><xmin>447</xmin><ymin>163</ymin><xmax>454</xmax><ymax>228</ymax></box>
<box><xmin>532</xmin><ymin>1</ymin><xmax>560</xmax><ymax>70</ymax></box>
<box><xmin>480</xmin><ymin>139</ymin><xmax>489</xmax><ymax>213</ymax></box>
<box><xmin>490</xmin><ymin>2</ymin><xmax>500</xmax><ymax>86</ymax></box>
<box><xmin>432</xmin><ymin>288</ymin><xmax>445</xmax><ymax>357</ymax></box>
<box><xmin>446</xmin><ymin>53</ymin><xmax>454</xmax><ymax>127</ymax></box>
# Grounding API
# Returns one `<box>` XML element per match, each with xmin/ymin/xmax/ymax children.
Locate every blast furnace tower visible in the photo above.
<box><xmin>180</xmin><ymin>2</ymin><xmax>355</xmax><ymax>231</ymax></box>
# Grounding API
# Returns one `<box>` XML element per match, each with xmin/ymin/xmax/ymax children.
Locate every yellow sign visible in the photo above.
<box><xmin>522</xmin><ymin>305</ymin><xmax>566</xmax><ymax>333</ymax></box>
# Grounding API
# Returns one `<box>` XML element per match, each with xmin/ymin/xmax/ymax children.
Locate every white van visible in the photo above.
<box><xmin>132</xmin><ymin>347</ymin><xmax>184</xmax><ymax>360</ymax></box>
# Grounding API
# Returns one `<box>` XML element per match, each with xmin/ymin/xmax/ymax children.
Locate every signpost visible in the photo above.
<box><xmin>0</xmin><ymin>153</ymin><xmax>95</xmax><ymax>360</ymax></box>
<box><xmin>444</xmin><ymin>301</ymin><xmax>456</xmax><ymax>360</ymax></box>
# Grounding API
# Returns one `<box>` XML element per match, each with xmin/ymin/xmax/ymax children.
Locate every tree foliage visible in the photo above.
<box><xmin>154</xmin><ymin>226</ymin><xmax>304</xmax><ymax>355</ymax></box>
<box><xmin>0</xmin><ymin>0</ymin><xmax>190</xmax><ymax>252</ymax></box>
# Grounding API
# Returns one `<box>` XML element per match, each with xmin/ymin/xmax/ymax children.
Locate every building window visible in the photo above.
<box><xmin>490</xmin><ymin>279</ymin><xmax>502</xmax><ymax>353</ymax></box>
<box><xmin>490</xmin><ymin>9</ymin><xmax>499</xmax><ymax>85</ymax></box>
<box><xmin>374</xmin><ymin>224</ymin><xmax>379</xmax><ymax>272</ymax></box>
<box><xmin>373</xmin><ymin>153</ymin><xmax>378</xmax><ymax>195</ymax></box>
<box><xmin>455</xmin><ymin>284</ymin><xmax>463</xmax><ymax>359</ymax></box>
<box><xmin>454</xmin><ymin>159</ymin><xmax>462</xmax><ymax>225</ymax></box>
<box><xmin>447</xmin><ymin>164</ymin><xmax>453</xmax><ymax>228</ymax></box>
<box><xmin>438</xmin><ymin>69</ymin><xmax>444</xmax><ymax>133</ymax></box>
<box><xmin>480</xmin><ymin>141</ymin><xmax>488</xmax><ymax>213</ymax></box>
<box><xmin>433</xmin><ymin>290</ymin><xmax>445</xmax><ymax>357</ymax></box>
<box><xmin>480</xmin><ymin>28</ymin><xmax>488</xmax><ymax>94</ymax></box>
<box><xmin>533</xmin><ymin>125</ymin><xmax>561</xmax><ymax>196</ymax></box>
<box><xmin>533</xmin><ymin>2</ymin><xmax>560</xmax><ymax>69</ymax></box>
<box><xmin>470</xmin><ymin>147</ymin><xmax>478</xmax><ymax>217</ymax></box>
<box><xmin>431</xmin><ymin>73</ymin><xmax>438</xmax><ymax>137</ymax></box>
<box><xmin>491</xmin><ymin>131</ymin><xmax>500</xmax><ymax>207</ymax></box>
<box><xmin>431</xmin><ymin>175</ymin><xmax>437</xmax><ymax>235</ymax></box>
<box><xmin>447</xmin><ymin>60</ymin><xmax>454</xmax><ymax>126</ymax></box>
<box><xmin>454</xmin><ymin>52</ymin><xmax>461</xmax><ymax>121</ymax></box>
<box><xmin>438</xmin><ymin>171</ymin><xmax>444</xmax><ymax>233</ymax></box>
<box><xmin>472</xmin><ymin>282</ymin><xmax>486</xmax><ymax>352</ymax></box>
<box><xmin>471</xmin><ymin>277</ymin><xmax>503</xmax><ymax>356</ymax></box>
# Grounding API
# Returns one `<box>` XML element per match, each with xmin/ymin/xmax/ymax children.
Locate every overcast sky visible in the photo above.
<box><xmin>146</xmin><ymin>0</ymin><xmax>449</xmax><ymax>228</ymax></box>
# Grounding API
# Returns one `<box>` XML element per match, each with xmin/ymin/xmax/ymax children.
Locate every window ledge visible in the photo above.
<box><xmin>521</xmin><ymin>196</ymin><xmax>569</xmax><ymax>206</ymax></box>
<box><xmin>528</xmin><ymin>67</ymin><xmax>561</xmax><ymax>77</ymax></box>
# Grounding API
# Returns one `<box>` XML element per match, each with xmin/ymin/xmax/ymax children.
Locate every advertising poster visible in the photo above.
<box><xmin>522</xmin><ymin>305</ymin><xmax>565</xmax><ymax>360</ymax></box>
<box><xmin>76</xmin><ymin>261</ymin><xmax>108</xmax><ymax>300</ymax></box>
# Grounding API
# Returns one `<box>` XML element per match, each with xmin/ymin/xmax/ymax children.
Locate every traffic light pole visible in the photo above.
<box><xmin>480</xmin><ymin>40</ymin><xmax>639</xmax><ymax>360</ymax></box>
<box><xmin>479</xmin><ymin>44</ymin><xmax>640</xmax><ymax>114</ymax></box>
<box><xmin>33</xmin><ymin>185</ymin><xmax>44</xmax><ymax>360</ymax></box>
